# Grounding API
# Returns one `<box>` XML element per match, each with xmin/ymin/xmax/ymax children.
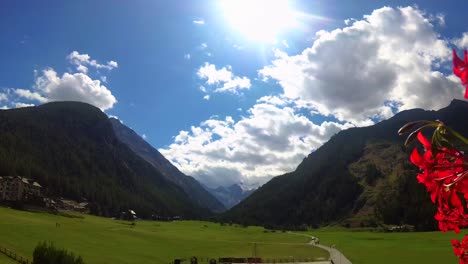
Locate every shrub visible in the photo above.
<box><xmin>33</xmin><ymin>242</ymin><xmax>84</xmax><ymax>264</ymax></box>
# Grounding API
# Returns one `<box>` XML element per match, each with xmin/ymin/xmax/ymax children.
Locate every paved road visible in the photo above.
<box><xmin>288</xmin><ymin>232</ymin><xmax>352</xmax><ymax>264</ymax></box>
<box><xmin>313</xmin><ymin>243</ymin><xmax>351</xmax><ymax>264</ymax></box>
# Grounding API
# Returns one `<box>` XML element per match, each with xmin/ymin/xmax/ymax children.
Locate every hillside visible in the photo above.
<box><xmin>110</xmin><ymin>118</ymin><xmax>225</xmax><ymax>213</ymax></box>
<box><xmin>223</xmin><ymin>100</ymin><xmax>468</xmax><ymax>230</ymax></box>
<box><xmin>0</xmin><ymin>102</ymin><xmax>209</xmax><ymax>218</ymax></box>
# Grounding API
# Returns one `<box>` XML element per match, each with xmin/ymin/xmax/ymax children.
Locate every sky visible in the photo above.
<box><xmin>1</xmin><ymin>0</ymin><xmax>468</xmax><ymax>188</ymax></box>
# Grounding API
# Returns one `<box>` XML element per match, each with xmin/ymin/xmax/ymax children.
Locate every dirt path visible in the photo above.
<box><xmin>288</xmin><ymin>232</ymin><xmax>352</xmax><ymax>264</ymax></box>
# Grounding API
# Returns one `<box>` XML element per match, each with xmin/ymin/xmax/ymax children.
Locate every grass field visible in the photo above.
<box><xmin>2</xmin><ymin>206</ymin><xmax>464</xmax><ymax>264</ymax></box>
<box><xmin>0</xmin><ymin>207</ymin><xmax>327</xmax><ymax>263</ymax></box>
<box><xmin>304</xmin><ymin>227</ymin><xmax>465</xmax><ymax>264</ymax></box>
<box><xmin>0</xmin><ymin>254</ymin><xmax>16</xmax><ymax>264</ymax></box>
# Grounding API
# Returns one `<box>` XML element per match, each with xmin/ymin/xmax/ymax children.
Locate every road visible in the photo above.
<box><xmin>289</xmin><ymin>232</ymin><xmax>352</xmax><ymax>264</ymax></box>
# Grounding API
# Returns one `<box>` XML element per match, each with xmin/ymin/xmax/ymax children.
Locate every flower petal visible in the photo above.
<box><xmin>417</xmin><ymin>132</ymin><xmax>431</xmax><ymax>148</ymax></box>
<box><xmin>410</xmin><ymin>148</ymin><xmax>422</xmax><ymax>166</ymax></box>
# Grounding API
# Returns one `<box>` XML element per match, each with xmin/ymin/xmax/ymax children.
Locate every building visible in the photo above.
<box><xmin>56</xmin><ymin>198</ymin><xmax>89</xmax><ymax>213</ymax></box>
<box><xmin>0</xmin><ymin>176</ymin><xmax>42</xmax><ymax>201</ymax></box>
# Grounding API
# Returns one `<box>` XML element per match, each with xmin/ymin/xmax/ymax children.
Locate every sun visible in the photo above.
<box><xmin>220</xmin><ymin>0</ymin><xmax>299</xmax><ymax>43</ymax></box>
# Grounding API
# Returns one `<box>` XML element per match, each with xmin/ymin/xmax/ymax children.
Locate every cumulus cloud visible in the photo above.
<box><xmin>67</xmin><ymin>51</ymin><xmax>118</xmax><ymax>73</ymax></box>
<box><xmin>32</xmin><ymin>69</ymin><xmax>117</xmax><ymax>110</ymax></box>
<box><xmin>454</xmin><ymin>32</ymin><xmax>468</xmax><ymax>49</ymax></box>
<box><xmin>197</xmin><ymin>63</ymin><xmax>251</xmax><ymax>94</ymax></box>
<box><xmin>259</xmin><ymin>6</ymin><xmax>461</xmax><ymax>125</ymax></box>
<box><xmin>161</xmin><ymin>6</ymin><xmax>468</xmax><ymax>188</ymax></box>
<box><xmin>160</xmin><ymin>97</ymin><xmax>352</xmax><ymax>187</ymax></box>
<box><xmin>14</xmin><ymin>89</ymin><xmax>47</xmax><ymax>103</ymax></box>
<box><xmin>2</xmin><ymin>51</ymin><xmax>118</xmax><ymax>110</ymax></box>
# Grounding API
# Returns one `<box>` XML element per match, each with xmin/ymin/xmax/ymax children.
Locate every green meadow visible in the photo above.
<box><xmin>0</xmin><ymin>207</ymin><xmax>327</xmax><ymax>263</ymax></box>
<box><xmin>0</xmin><ymin>254</ymin><xmax>16</xmax><ymax>264</ymax></box>
<box><xmin>1</xmin><ymin>206</ymin><xmax>466</xmax><ymax>264</ymax></box>
<box><xmin>306</xmin><ymin>227</ymin><xmax>466</xmax><ymax>264</ymax></box>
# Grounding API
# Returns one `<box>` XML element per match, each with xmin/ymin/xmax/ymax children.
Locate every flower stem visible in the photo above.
<box><xmin>447</xmin><ymin>127</ymin><xmax>468</xmax><ymax>144</ymax></box>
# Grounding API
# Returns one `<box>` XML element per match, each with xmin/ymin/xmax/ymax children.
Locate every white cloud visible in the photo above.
<box><xmin>203</xmin><ymin>95</ymin><xmax>210</xmax><ymax>100</ymax></box>
<box><xmin>108</xmin><ymin>114</ymin><xmax>122</xmax><ymax>122</ymax></box>
<box><xmin>200</xmin><ymin>43</ymin><xmax>208</xmax><ymax>49</ymax></box>
<box><xmin>197</xmin><ymin>63</ymin><xmax>251</xmax><ymax>94</ymax></box>
<box><xmin>76</xmin><ymin>65</ymin><xmax>89</xmax><ymax>74</ymax></box>
<box><xmin>161</xmin><ymin>6</ymin><xmax>468</xmax><ymax>188</ymax></box>
<box><xmin>107</xmin><ymin>60</ymin><xmax>118</xmax><ymax>68</ymax></box>
<box><xmin>454</xmin><ymin>32</ymin><xmax>468</xmax><ymax>49</ymax></box>
<box><xmin>2</xmin><ymin>51</ymin><xmax>118</xmax><ymax>111</ymax></box>
<box><xmin>15</xmin><ymin>102</ymin><xmax>34</xmax><ymax>108</ymax></box>
<box><xmin>184</xmin><ymin>53</ymin><xmax>191</xmax><ymax>60</ymax></box>
<box><xmin>435</xmin><ymin>13</ymin><xmax>445</xmax><ymax>26</ymax></box>
<box><xmin>259</xmin><ymin>6</ymin><xmax>460</xmax><ymax>125</ymax></box>
<box><xmin>193</xmin><ymin>19</ymin><xmax>205</xmax><ymax>25</ymax></box>
<box><xmin>160</xmin><ymin>98</ymin><xmax>352</xmax><ymax>187</ymax></box>
<box><xmin>67</xmin><ymin>51</ymin><xmax>118</xmax><ymax>73</ymax></box>
<box><xmin>14</xmin><ymin>89</ymin><xmax>47</xmax><ymax>103</ymax></box>
<box><xmin>34</xmin><ymin>69</ymin><xmax>117</xmax><ymax>110</ymax></box>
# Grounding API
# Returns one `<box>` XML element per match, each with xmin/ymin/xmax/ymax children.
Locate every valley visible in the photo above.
<box><xmin>0</xmin><ymin>207</ymin><xmax>327</xmax><ymax>263</ymax></box>
<box><xmin>0</xmin><ymin>207</ymin><xmax>464</xmax><ymax>264</ymax></box>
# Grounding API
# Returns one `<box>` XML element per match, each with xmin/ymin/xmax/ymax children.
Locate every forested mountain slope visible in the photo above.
<box><xmin>224</xmin><ymin>100</ymin><xmax>468</xmax><ymax>230</ymax></box>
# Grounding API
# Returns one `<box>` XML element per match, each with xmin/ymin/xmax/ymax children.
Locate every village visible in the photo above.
<box><xmin>0</xmin><ymin>175</ymin><xmax>185</xmax><ymax>222</ymax></box>
<box><xmin>0</xmin><ymin>175</ymin><xmax>89</xmax><ymax>213</ymax></box>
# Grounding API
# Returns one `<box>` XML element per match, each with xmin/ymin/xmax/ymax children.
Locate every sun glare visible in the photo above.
<box><xmin>220</xmin><ymin>0</ymin><xmax>298</xmax><ymax>43</ymax></box>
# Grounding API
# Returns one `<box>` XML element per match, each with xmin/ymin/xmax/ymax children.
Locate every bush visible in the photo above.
<box><xmin>33</xmin><ymin>242</ymin><xmax>84</xmax><ymax>264</ymax></box>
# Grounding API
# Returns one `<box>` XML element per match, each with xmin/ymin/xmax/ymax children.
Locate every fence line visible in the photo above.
<box><xmin>0</xmin><ymin>245</ymin><xmax>30</xmax><ymax>264</ymax></box>
<box><xmin>171</xmin><ymin>256</ymin><xmax>327</xmax><ymax>263</ymax></box>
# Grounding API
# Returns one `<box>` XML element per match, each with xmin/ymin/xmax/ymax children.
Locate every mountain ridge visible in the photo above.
<box><xmin>203</xmin><ymin>183</ymin><xmax>255</xmax><ymax>209</ymax></box>
<box><xmin>223</xmin><ymin>99</ymin><xmax>468</xmax><ymax>230</ymax></box>
<box><xmin>0</xmin><ymin>101</ymin><xmax>210</xmax><ymax>218</ymax></box>
<box><xmin>110</xmin><ymin>118</ymin><xmax>225</xmax><ymax>213</ymax></box>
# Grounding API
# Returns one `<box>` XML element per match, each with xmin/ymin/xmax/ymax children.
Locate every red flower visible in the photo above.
<box><xmin>452</xmin><ymin>235</ymin><xmax>468</xmax><ymax>264</ymax></box>
<box><xmin>453</xmin><ymin>49</ymin><xmax>468</xmax><ymax>99</ymax></box>
<box><xmin>410</xmin><ymin>132</ymin><xmax>468</xmax><ymax>233</ymax></box>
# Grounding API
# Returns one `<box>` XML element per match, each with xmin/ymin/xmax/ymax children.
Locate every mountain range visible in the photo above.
<box><xmin>0</xmin><ymin>102</ymin><xmax>218</xmax><ymax>218</ymax></box>
<box><xmin>204</xmin><ymin>184</ymin><xmax>255</xmax><ymax>209</ymax></box>
<box><xmin>110</xmin><ymin>118</ymin><xmax>226</xmax><ymax>213</ymax></box>
<box><xmin>222</xmin><ymin>100</ymin><xmax>468</xmax><ymax>230</ymax></box>
<box><xmin>1</xmin><ymin>99</ymin><xmax>467</xmax><ymax>230</ymax></box>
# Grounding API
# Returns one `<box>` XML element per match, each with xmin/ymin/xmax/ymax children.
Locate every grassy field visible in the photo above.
<box><xmin>0</xmin><ymin>254</ymin><xmax>16</xmax><ymax>264</ymax></box>
<box><xmin>0</xmin><ymin>207</ymin><xmax>327</xmax><ymax>263</ymax></box>
<box><xmin>305</xmin><ymin>227</ymin><xmax>465</xmax><ymax>264</ymax></box>
<box><xmin>2</xmin><ymin>206</ymin><xmax>464</xmax><ymax>264</ymax></box>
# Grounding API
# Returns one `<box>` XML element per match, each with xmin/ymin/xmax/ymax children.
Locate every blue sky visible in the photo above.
<box><xmin>1</xmin><ymin>0</ymin><xmax>468</xmax><ymax>188</ymax></box>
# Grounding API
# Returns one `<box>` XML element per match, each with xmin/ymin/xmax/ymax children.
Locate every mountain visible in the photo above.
<box><xmin>204</xmin><ymin>184</ymin><xmax>255</xmax><ymax>209</ymax></box>
<box><xmin>110</xmin><ymin>118</ymin><xmax>225</xmax><ymax>213</ymax></box>
<box><xmin>223</xmin><ymin>100</ymin><xmax>468</xmax><ymax>230</ymax></box>
<box><xmin>0</xmin><ymin>101</ymin><xmax>210</xmax><ymax>218</ymax></box>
